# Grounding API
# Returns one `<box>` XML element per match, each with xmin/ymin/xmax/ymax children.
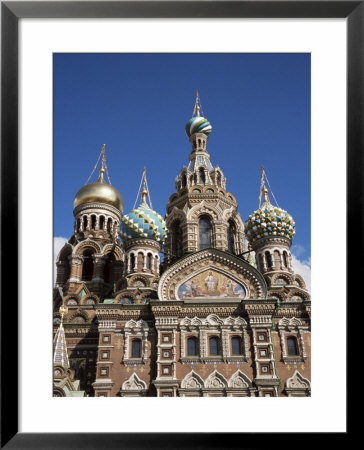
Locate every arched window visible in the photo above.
<box><xmin>265</xmin><ymin>251</ymin><xmax>273</xmax><ymax>268</ymax></box>
<box><xmin>199</xmin><ymin>216</ymin><xmax>212</xmax><ymax>250</ymax></box>
<box><xmin>91</xmin><ymin>215</ymin><xmax>96</xmax><ymax>229</ymax></box>
<box><xmin>227</xmin><ymin>220</ymin><xmax>236</xmax><ymax>254</ymax></box>
<box><xmin>209</xmin><ymin>336</ymin><xmax>220</xmax><ymax>356</ymax></box>
<box><xmin>187</xmin><ymin>337</ymin><xmax>198</xmax><ymax>356</ymax></box>
<box><xmin>182</xmin><ymin>174</ymin><xmax>187</xmax><ymax>188</ymax></box>
<box><xmin>172</xmin><ymin>220</ymin><xmax>183</xmax><ymax>258</ymax></box>
<box><xmin>199</xmin><ymin>168</ymin><xmax>205</xmax><ymax>184</ymax></box>
<box><xmin>130</xmin><ymin>253</ymin><xmax>135</xmax><ymax>271</ymax></box>
<box><xmin>83</xmin><ymin>215</ymin><xmax>88</xmax><ymax>230</ymax></box>
<box><xmin>77</xmin><ymin>218</ymin><xmax>81</xmax><ymax>232</ymax></box>
<box><xmin>146</xmin><ymin>253</ymin><xmax>152</xmax><ymax>270</ymax></box>
<box><xmin>99</xmin><ymin>215</ymin><xmax>105</xmax><ymax>230</ymax></box>
<box><xmin>287</xmin><ymin>337</ymin><xmax>299</xmax><ymax>356</ymax></box>
<box><xmin>283</xmin><ymin>251</ymin><xmax>289</xmax><ymax>268</ymax></box>
<box><xmin>81</xmin><ymin>249</ymin><xmax>94</xmax><ymax>281</ymax></box>
<box><xmin>131</xmin><ymin>339</ymin><xmax>141</xmax><ymax>358</ymax></box>
<box><xmin>231</xmin><ymin>336</ymin><xmax>242</xmax><ymax>355</ymax></box>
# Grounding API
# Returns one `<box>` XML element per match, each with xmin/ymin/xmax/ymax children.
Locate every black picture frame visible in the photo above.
<box><xmin>1</xmin><ymin>1</ymin><xmax>356</xmax><ymax>448</ymax></box>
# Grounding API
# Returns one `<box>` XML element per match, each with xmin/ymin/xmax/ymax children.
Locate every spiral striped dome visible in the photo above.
<box><xmin>185</xmin><ymin>116</ymin><xmax>212</xmax><ymax>137</ymax></box>
<box><xmin>120</xmin><ymin>202</ymin><xmax>166</xmax><ymax>243</ymax></box>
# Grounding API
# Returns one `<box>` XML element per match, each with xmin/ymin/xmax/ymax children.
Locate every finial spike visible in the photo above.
<box><xmin>141</xmin><ymin>167</ymin><xmax>148</xmax><ymax>204</ymax></box>
<box><xmin>97</xmin><ymin>144</ymin><xmax>106</xmax><ymax>183</ymax></box>
<box><xmin>194</xmin><ymin>90</ymin><xmax>201</xmax><ymax>117</ymax></box>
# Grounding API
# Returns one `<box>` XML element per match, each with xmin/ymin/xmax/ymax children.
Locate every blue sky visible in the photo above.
<box><xmin>54</xmin><ymin>53</ymin><xmax>311</xmax><ymax>287</ymax></box>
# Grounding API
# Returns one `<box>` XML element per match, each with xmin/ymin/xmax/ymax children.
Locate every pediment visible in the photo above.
<box><xmin>158</xmin><ymin>249</ymin><xmax>267</xmax><ymax>301</ymax></box>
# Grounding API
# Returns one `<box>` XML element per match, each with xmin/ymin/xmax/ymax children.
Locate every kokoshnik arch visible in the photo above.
<box><xmin>53</xmin><ymin>93</ymin><xmax>311</xmax><ymax>397</ymax></box>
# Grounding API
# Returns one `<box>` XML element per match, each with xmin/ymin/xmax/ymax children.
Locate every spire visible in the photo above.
<box><xmin>141</xmin><ymin>167</ymin><xmax>148</xmax><ymax>205</ymax></box>
<box><xmin>53</xmin><ymin>304</ymin><xmax>69</xmax><ymax>369</ymax></box>
<box><xmin>133</xmin><ymin>167</ymin><xmax>153</xmax><ymax>209</ymax></box>
<box><xmin>193</xmin><ymin>90</ymin><xmax>202</xmax><ymax>117</ymax></box>
<box><xmin>84</xmin><ymin>144</ymin><xmax>112</xmax><ymax>186</ymax></box>
<box><xmin>97</xmin><ymin>144</ymin><xmax>106</xmax><ymax>183</ymax></box>
<box><xmin>259</xmin><ymin>166</ymin><xmax>279</xmax><ymax>208</ymax></box>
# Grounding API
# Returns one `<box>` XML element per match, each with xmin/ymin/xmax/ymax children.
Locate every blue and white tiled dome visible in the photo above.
<box><xmin>120</xmin><ymin>201</ymin><xmax>166</xmax><ymax>243</ymax></box>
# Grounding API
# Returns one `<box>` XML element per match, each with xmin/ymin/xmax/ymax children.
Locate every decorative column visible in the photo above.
<box><xmin>245</xmin><ymin>302</ymin><xmax>280</xmax><ymax>397</ymax></box>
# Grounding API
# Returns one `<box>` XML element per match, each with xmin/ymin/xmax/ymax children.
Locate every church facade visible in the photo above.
<box><xmin>53</xmin><ymin>96</ymin><xmax>311</xmax><ymax>397</ymax></box>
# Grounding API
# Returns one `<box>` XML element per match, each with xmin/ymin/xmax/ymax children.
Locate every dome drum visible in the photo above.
<box><xmin>73</xmin><ymin>203</ymin><xmax>121</xmax><ymax>239</ymax></box>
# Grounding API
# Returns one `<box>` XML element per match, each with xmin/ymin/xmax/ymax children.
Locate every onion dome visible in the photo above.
<box><xmin>245</xmin><ymin>186</ymin><xmax>295</xmax><ymax>244</ymax></box>
<box><xmin>74</xmin><ymin>183</ymin><xmax>123</xmax><ymax>212</ymax></box>
<box><xmin>73</xmin><ymin>145</ymin><xmax>123</xmax><ymax>213</ymax></box>
<box><xmin>185</xmin><ymin>116</ymin><xmax>212</xmax><ymax>137</ymax></box>
<box><xmin>185</xmin><ymin>90</ymin><xmax>212</xmax><ymax>138</ymax></box>
<box><xmin>120</xmin><ymin>172</ymin><xmax>166</xmax><ymax>243</ymax></box>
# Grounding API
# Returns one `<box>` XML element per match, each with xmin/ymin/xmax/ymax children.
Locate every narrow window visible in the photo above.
<box><xmin>91</xmin><ymin>215</ymin><xmax>96</xmax><ymax>229</ymax></box>
<box><xmin>227</xmin><ymin>220</ymin><xmax>236</xmax><ymax>253</ymax></box>
<box><xmin>199</xmin><ymin>216</ymin><xmax>212</xmax><ymax>250</ymax></box>
<box><xmin>265</xmin><ymin>251</ymin><xmax>273</xmax><ymax>268</ymax></box>
<box><xmin>209</xmin><ymin>337</ymin><xmax>219</xmax><ymax>356</ymax></box>
<box><xmin>283</xmin><ymin>251</ymin><xmax>289</xmax><ymax>268</ymax></box>
<box><xmin>99</xmin><ymin>215</ymin><xmax>105</xmax><ymax>230</ymax></box>
<box><xmin>146</xmin><ymin>253</ymin><xmax>152</xmax><ymax>270</ymax></box>
<box><xmin>199</xmin><ymin>168</ymin><xmax>205</xmax><ymax>184</ymax></box>
<box><xmin>130</xmin><ymin>253</ymin><xmax>135</xmax><ymax>270</ymax></box>
<box><xmin>232</xmin><ymin>336</ymin><xmax>242</xmax><ymax>355</ymax></box>
<box><xmin>131</xmin><ymin>339</ymin><xmax>141</xmax><ymax>358</ymax></box>
<box><xmin>287</xmin><ymin>337</ymin><xmax>299</xmax><ymax>356</ymax></box>
<box><xmin>187</xmin><ymin>337</ymin><xmax>198</xmax><ymax>356</ymax></box>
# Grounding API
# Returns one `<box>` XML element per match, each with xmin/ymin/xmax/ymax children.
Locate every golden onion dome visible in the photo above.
<box><xmin>74</xmin><ymin>182</ymin><xmax>123</xmax><ymax>212</ymax></box>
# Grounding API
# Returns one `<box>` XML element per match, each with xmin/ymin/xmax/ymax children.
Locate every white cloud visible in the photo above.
<box><xmin>291</xmin><ymin>252</ymin><xmax>311</xmax><ymax>293</ymax></box>
<box><xmin>53</xmin><ymin>236</ymin><xmax>68</xmax><ymax>280</ymax></box>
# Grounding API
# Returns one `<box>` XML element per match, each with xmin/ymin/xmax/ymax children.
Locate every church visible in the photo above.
<box><xmin>53</xmin><ymin>94</ymin><xmax>311</xmax><ymax>397</ymax></box>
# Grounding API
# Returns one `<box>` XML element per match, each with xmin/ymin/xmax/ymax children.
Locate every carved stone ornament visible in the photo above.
<box><xmin>181</xmin><ymin>370</ymin><xmax>204</xmax><ymax>389</ymax></box>
<box><xmin>122</xmin><ymin>373</ymin><xmax>147</xmax><ymax>391</ymax></box>
<box><xmin>285</xmin><ymin>370</ymin><xmax>311</xmax><ymax>396</ymax></box>
<box><xmin>204</xmin><ymin>370</ymin><xmax>228</xmax><ymax>389</ymax></box>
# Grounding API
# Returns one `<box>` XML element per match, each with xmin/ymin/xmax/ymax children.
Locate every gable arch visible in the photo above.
<box><xmin>165</xmin><ymin>207</ymin><xmax>187</xmax><ymax>228</ymax></box>
<box><xmin>121</xmin><ymin>373</ymin><xmax>147</xmax><ymax>391</ymax></box>
<box><xmin>56</xmin><ymin>242</ymin><xmax>73</xmax><ymax>264</ymax></box>
<box><xmin>228</xmin><ymin>370</ymin><xmax>253</xmax><ymax>388</ymax></box>
<box><xmin>188</xmin><ymin>201</ymin><xmax>221</xmax><ymax>221</ymax></box>
<box><xmin>102</xmin><ymin>243</ymin><xmax>124</xmax><ymax>261</ymax></box>
<box><xmin>74</xmin><ymin>239</ymin><xmax>101</xmax><ymax>256</ymax></box>
<box><xmin>158</xmin><ymin>248</ymin><xmax>267</xmax><ymax>301</ymax></box>
<box><xmin>205</xmin><ymin>370</ymin><xmax>228</xmax><ymax>389</ymax></box>
<box><xmin>181</xmin><ymin>370</ymin><xmax>204</xmax><ymax>389</ymax></box>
